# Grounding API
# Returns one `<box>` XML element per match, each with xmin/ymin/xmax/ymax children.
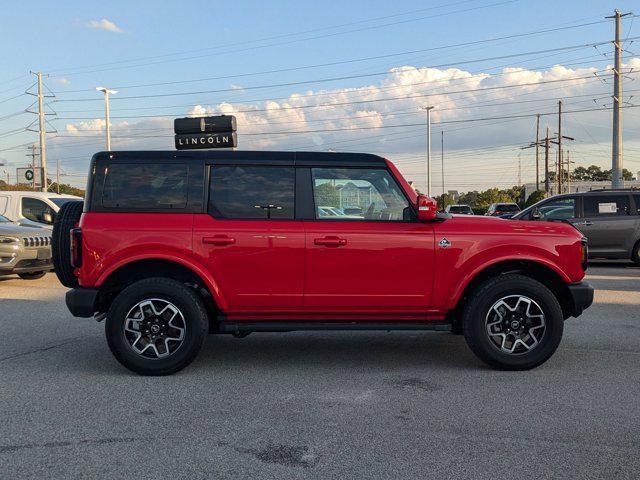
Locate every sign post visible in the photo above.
<box><xmin>174</xmin><ymin>115</ymin><xmax>237</xmax><ymax>150</ymax></box>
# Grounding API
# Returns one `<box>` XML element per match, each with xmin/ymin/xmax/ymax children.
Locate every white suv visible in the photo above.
<box><xmin>0</xmin><ymin>192</ymin><xmax>82</xmax><ymax>228</ymax></box>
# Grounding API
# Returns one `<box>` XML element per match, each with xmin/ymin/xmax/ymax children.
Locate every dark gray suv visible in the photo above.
<box><xmin>514</xmin><ymin>190</ymin><xmax>640</xmax><ymax>264</ymax></box>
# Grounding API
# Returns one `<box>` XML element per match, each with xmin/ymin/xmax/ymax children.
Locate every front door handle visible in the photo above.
<box><xmin>579</xmin><ymin>221</ymin><xmax>593</xmax><ymax>226</ymax></box>
<box><xmin>314</xmin><ymin>236</ymin><xmax>347</xmax><ymax>247</ymax></box>
<box><xmin>203</xmin><ymin>235</ymin><xmax>236</xmax><ymax>246</ymax></box>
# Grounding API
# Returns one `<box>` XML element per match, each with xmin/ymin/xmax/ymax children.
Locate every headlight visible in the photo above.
<box><xmin>0</xmin><ymin>236</ymin><xmax>19</xmax><ymax>244</ymax></box>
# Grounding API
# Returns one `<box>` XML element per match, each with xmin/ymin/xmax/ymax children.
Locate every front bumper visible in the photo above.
<box><xmin>0</xmin><ymin>243</ymin><xmax>53</xmax><ymax>275</ymax></box>
<box><xmin>567</xmin><ymin>281</ymin><xmax>594</xmax><ymax>318</ymax></box>
<box><xmin>66</xmin><ymin>288</ymin><xmax>99</xmax><ymax>318</ymax></box>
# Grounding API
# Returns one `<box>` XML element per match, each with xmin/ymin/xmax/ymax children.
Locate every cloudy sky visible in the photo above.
<box><xmin>0</xmin><ymin>0</ymin><xmax>639</xmax><ymax>193</ymax></box>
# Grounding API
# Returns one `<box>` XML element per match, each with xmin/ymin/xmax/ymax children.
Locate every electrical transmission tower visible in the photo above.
<box><xmin>25</xmin><ymin>72</ymin><xmax>57</xmax><ymax>192</ymax></box>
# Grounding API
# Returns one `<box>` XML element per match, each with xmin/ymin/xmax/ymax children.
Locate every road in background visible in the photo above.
<box><xmin>1</xmin><ymin>262</ymin><xmax>639</xmax><ymax>479</ymax></box>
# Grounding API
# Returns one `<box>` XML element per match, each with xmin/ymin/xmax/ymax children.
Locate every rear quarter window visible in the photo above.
<box><xmin>101</xmin><ymin>163</ymin><xmax>188</xmax><ymax>209</ymax></box>
<box><xmin>583</xmin><ymin>194</ymin><xmax>630</xmax><ymax>217</ymax></box>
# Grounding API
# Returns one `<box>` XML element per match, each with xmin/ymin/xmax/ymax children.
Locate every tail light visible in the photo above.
<box><xmin>581</xmin><ymin>237</ymin><xmax>588</xmax><ymax>271</ymax></box>
<box><xmin>70</xmin><ymin>228</ymin><xmax>82</xmax><ymax>268</ymax></box>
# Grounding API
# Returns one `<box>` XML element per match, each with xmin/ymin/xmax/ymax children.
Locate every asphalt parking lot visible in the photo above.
<box><xmin>1</xmin><ymin>262</ymin><xmax>639</xmax><ymax>479</ymax></box>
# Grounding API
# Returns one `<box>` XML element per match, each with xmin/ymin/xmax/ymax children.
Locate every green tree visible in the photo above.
<box><xmin>314</xmin><ymin>182</ymin><xmax>340</xmax><ymax>208</ymax></box>
<box><xmin>525</xmin><ymin>190</ymin><xmax>546</xmax><ymax>208</ymax></box>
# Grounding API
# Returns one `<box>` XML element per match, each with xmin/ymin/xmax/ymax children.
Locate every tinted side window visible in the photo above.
<box><xmin>584</xmin><ymin>195</ymin><xmax>630</xmax><ymax>217</ymax></box>
<box><xmin>633</xmin><ymin>195</ymin><xmax>640</xmax><ymax>215</ymax></box>
<box><xmin>209</xmin><ymin>166</ymin><xmax>295</xmax><ymax>220</ymax></box>
<box><xmin>311</xmin><ymin>168</ymin><xmax>410</xmax><ymax>221</ymax></box>
<box><xmin>538</xmin><ymin>197</ymin><xmax>576</xmax><ymax>220</ymax></box>
<box><xmin>22</xmin><ymin>198</ymin><xmax>55</xmax><ymax>224</ymax></box>
<box><xmin>102</xmin><ymin>163</ymin><xmax>188</xmax><ymax>209</ymax></box>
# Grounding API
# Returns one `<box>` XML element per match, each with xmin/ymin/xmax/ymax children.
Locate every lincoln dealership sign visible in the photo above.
<box><xmin>174</xmin><ymin>115</ymin><xmax>237</xmax><ymax>150</ymax></box>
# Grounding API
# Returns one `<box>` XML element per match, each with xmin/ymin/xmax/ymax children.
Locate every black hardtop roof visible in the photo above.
<box><xmin>91</xmin><ymin>150</ymin><xmax>387</xmax><ymax>166</ymax></box>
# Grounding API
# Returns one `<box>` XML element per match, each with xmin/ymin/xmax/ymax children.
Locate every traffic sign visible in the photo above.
<box><xmin>17</xmin><ymin>167</ymin><xmax>41</xmax><ymax>186</ymax></box>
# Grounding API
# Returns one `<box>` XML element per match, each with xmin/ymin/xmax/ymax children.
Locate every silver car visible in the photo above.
<box><xmin>0</xmin><ymin>214</ymin><xmax>53</xmax><ymax>279</ymax></box>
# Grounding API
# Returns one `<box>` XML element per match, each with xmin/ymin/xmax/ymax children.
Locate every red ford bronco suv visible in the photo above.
<box><xmin>52</xmin><ymin>151</ymin><xmax>593</xmax><ymax>375</ymax></box>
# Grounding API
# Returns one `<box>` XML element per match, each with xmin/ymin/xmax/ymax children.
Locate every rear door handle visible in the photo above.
<box><xmin>203</xmin><ymin>235</ymin><xmax>236</xmax><ymax>246</ymax></box>
<box><xmin>314</xmin><ymin>236</ymin><xmax>347</xmax><ymax>247</ymax></box>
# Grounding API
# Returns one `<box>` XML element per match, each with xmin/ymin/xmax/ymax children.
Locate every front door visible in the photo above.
<box><xmin>193</xmin><ymin>163</ymin><xmax>305</xmax><ymax>314</ymax></box>
<box><xmin>303</xmin><ymin>166</ymin><xmax>435</xmax><ymax>315</ymax></box>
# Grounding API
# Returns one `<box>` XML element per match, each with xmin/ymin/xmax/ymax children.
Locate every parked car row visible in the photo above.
<box><xmin>0</xmin><ymin>192</ymin><xmax>82</xmax><ymax>279</ymax></box>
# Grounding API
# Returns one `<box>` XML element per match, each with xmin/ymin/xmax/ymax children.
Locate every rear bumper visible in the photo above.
<box><xmin>567</xmin><ymin>281</ymin><xmax>594</xmax><ymax>318</ymax></box>
<box><xmin>65</xmin><ymin>288</ymin><xmax>98</xmax><ymax>318</ymax></box>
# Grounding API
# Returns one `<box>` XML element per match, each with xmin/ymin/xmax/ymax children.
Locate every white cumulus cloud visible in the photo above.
<box><xmin>87</xmin><ymin>18</ymin><xmax>123</xmax><ymax>33</ymax></box>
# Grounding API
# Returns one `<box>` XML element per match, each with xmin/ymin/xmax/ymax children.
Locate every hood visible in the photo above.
<box><xmin>442</xmin><ymin>214</ymin><xmax>582</xmax><ymax>238</ymax></box>
<box><xmin>0</xmin><ymin>223</ymin><xmax>50</xmax><ymax>237</ymax></box>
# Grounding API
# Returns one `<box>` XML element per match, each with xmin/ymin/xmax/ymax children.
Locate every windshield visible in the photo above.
<box><xmin>449</xmin><ymin>206</ymin><xmax>471</xmax><ymax>213</ymax></box>
<box><xmin>49</xmin><ymin>197</ymin><xmax>78</xmax><ymax>208</ymax></box>
<box><xmin>499</xmin><ymin>204</ymin><xmax>520</xmax><ymax>212</ymax></box>
<box><xmin>0</xmin><ymin>214</ymin><xmax>10</xmax><ymax>223</ymax></box>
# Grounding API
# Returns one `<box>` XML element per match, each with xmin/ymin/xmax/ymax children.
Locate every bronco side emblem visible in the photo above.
<box><xmin>439</xmin><ymin>238</ymin><xmax>451</xmax><ymax>248</ymax></box>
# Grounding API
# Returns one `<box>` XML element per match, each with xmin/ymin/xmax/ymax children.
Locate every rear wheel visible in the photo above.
<box><xmin>51</xmin><ymin>200</ymin><xmax>84</xmax><ymax>288</ymax></box>
<box><xmin>18</xmin><ymin>271</ymin><xmax>46</xmax><ymax>280</ymax></box>
<box><xmin>105</xmin><ymin>277</ymin><xmax>208</xmax><ymax>375</ymax></box>
<box><xmin>462</xmin><ymin>274</ymin><xmax>564</xmax><ymax>370</ymax></box>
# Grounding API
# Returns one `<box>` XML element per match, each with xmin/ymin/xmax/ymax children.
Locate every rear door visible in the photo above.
<box><xmin>192</xmin><ymin>161</ymin><xmax>305</xmax><ymax>313</ymax></box>
<box><xmin>302</xmin><ymin>166</ymin><xmax>435</xmax><ymax>314</ymax></box>
<box><xmin>578</xmin><ymin>194</ymin><xmax>633</xmax><ymax>257</ymax></box>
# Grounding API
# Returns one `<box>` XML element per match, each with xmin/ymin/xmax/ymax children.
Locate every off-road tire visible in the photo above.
<box><xmin>105</xmin><ymin>277</ymin><xmax>209</xmax><ymax>376</ymax></box>
<box><xmin>462</xmin><ymin>274</ymin><xmax>564</xmax><ymax>370</ymax></box>
<box><xmin>51</xmin><ymin>200</ymin><xmax>83</xmax><ymax>288</ymax></box>
<box><xmin>18</xmin><ymin>271</ymin><xmax>47</xmax><ymax>280</ymax></box>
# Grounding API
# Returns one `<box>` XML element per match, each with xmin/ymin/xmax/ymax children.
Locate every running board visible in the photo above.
<box><xmin>216</xmin><ymin>321</ymin><xmax>452</xmax><ymax>333</ymax></box>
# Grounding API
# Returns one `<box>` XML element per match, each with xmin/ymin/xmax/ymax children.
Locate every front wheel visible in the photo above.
<box><xmin>462</xmin><ymin>274</ymin><xmax>564</xmax><ymax>370</ymax></box>
<box><xmin>105</xmin><ymin>277</ymin><xmax>209</xmax><ymax>375</ymax></box>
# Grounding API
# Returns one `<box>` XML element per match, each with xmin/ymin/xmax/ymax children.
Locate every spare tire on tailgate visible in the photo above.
<box><xmin>52</xmin><ymin>200</ymin><xmax>84</xmax><ymax>288</ymax></box>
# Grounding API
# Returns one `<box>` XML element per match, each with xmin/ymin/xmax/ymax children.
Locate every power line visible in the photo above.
<box><xmin>48</xmin><ymin>0</ymin><xmax>522</xmax><ymax>77</ymax></box>
<box><xmin>54</xmin><ymin>72</ymin><xmax>621</xmax><ymax>120</ymax></box>
<box><xmin>50</xmin><ymin>18</ymin><xmax>619</xmax><ymax>93</ymax></box>
<box><xmin>53</xmin><ymin>39</ymin><xmax>634</xmax><ymax>103</ymax></box>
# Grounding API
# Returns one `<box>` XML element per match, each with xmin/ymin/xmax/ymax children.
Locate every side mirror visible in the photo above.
<box><xmin>417</xmin><ymin>195</ymin><xmax>438</xmax><ymax>221</ymax></box>
<box><xmin>531</xmin><ymin>208</ymin><xmax>541</xmax><ymax>220</ymax></box>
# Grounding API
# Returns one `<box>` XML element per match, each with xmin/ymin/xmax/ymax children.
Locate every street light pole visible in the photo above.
<box><xmin>422</xmin><ymin>106</ymin><xmax>435</xmax><ymax>196</ymax></box>
<box><xmin>96</xmin><ymin>87</ymin><xmax>117</xmax><ymax>151</ymax></box>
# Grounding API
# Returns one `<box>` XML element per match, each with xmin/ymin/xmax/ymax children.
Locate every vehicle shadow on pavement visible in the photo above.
<box><xmin>24</xmin><ymin>331</ymin><xmax>484</xmax><ymax>376</ymax></box>
<box><xmin>193</xmin><ymin>332</ymin><xmax>482</xmax><ymax>373</ymax></box>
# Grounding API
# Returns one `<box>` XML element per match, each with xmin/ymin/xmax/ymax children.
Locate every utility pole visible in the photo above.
<box><xmin>535</xmin><ymin>114</ymin><xmax>540</xmax><ymax>191</ymax></box>
<box><xmin>422</xmin><ymin>106</ymin><xmax>435</xmax><ymax>196</ymax></box>
<box><xmin>607</xmin><ymin>10</ymin><xmax>632</xmax><ymax>188</ymax></box>
<box><xmin>518</xmin><ymin>153</ymin><xmax>522</xmax><ymax>186</ymax></box>
<box><xmin>36</xmin><ymin>72</ymin><xmax>48</xmax><ymax>192</ymax></box>
<box><xmin>56</xmin><ymin>159</ymin><xmax>60</xmax><ymax>194</ymax></box>
<box><xmin>545</xmin><ymin>127</ymin><xmax>550</xmax><ymax>195</ymax></box>
<box><xmin>96</xmin><ymin>87</ymin><xmax>117</xmax><ymax>151</ymax></box>
<box><xmin>566</xmin><ymin>150</ymin><xmax>571</xmax><ymax>193</ymax></box>
<box><xmin>441</xmin><ymin>130</ymin><xmax>445</xmax><ymax>207</ymax></box>
<box><xmin>557</xmin><ymin>100</ymin><xmax>563</xmax><ymax>194</ymax></box>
